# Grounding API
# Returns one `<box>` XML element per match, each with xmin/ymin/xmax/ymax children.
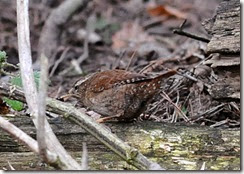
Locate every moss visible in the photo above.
<box><xmin>121</xmin><ymin>123</ymin><xmax>240</xmax><ymax>170</ymax></box>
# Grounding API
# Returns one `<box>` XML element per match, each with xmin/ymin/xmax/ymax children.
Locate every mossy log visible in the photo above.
<box><xmin>0</xmin><ymin>115</ymin><xmax>240</xmax><ymax>170</ymax></box>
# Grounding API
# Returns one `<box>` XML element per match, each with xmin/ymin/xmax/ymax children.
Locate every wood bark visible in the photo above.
<box><xmin>0</xmin><ymin>115</ymin><xmax>240</xmax><ymax>170</ymax></box>
<box><xmin>202</xmin><ymin>0</ymin><xmax>240</xmax><ymax>100</ymax></box>
<box><xmin>203</xmin><ymin>0</ymin><xmax>240</xmax><ymax>54</ymax></box>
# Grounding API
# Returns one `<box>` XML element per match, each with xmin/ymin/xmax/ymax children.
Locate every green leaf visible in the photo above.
<box><xmin>181</xmin><ymin>106</ymin><xmax>188</xmax><ymax>114</ymax></box>
<box><xmin>0</xmin><ymin>50</ymin><xmax>7</xmax><ymax>63</ymax></box>
<box><xmin>109</xmin><ymin>23</ymin><xmax>120</xmax><ymax>32</ymax></box>
<box><xmin>10</xmin><ymin>74</ymin><xmax>23</xmax><ymax>87</ymax></box>
<box><xmin>33</xmin><ymin>71</ymin><xmax>40</xmax><ymax>89</ymax></box>
<box><xmin>95</xmin><ymin>17</ymin><xmax>109</xmax><ymax>30</ymax></box>
<box><xmin>2</xmin><ymin>97</ymin><xmax>24</xmax><ymax>111</ymax></box>
<box><xmin>10</xmin><ymin>71</ymin><xmax>41</xmax><ymax>89</ymax></box>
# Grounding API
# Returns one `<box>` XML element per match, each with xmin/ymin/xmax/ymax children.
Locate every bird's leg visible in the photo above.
<box><xmin>96</xmin><ymin>115</ymin><xmax>120</xmax><ymax>123</ymax></box>
<box><xmin>58</xmin><ymin>93</ymin><xmax>80</xmax><ymax>101</ymax></box>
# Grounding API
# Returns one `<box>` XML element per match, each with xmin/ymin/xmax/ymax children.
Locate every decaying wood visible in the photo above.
<box><xmin>0</xmin><ymin>115</ymin><xmax>240</xmax><ymax>170</ymax></box>
<box><xmin>202</xmin><ymin>0</ymin><xmax>240</xmax><ymax>100</ymax></box>
<box><xmin>207</xmin><ymin>73</ymin><xmax>240</xmax><ymax>99</ymax></box>
<box><xmin>203</xmin><ymin>0</ymin><xmax>240</xmax><ymax>54</ymax></box>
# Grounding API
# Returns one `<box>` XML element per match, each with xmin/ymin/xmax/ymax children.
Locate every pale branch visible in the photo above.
<box><xmin>17</xmin><ymin>0</ymin><xmax>39</xmax><ymax>117</ymax></box>
<box><xmin>0</xmin><ymin>116</ymin><xmax>39</xmax><ymax>154</ymax></box>
<box><xmin>81</xmin><ymin>142</ymin><xmax>89</xmax><ymax>170</ymax></box>
<box><xmin>77</xmin><ymin>15</ymin><xmax>96</xmax><ymax>64</ymax></box>
<box><xmin>38</xmin><ymin>0</ymin><xmax>89</xmax><ymax>60</ymax></box>
<box><xmin>16</xmin><ymin>0</ymin><xmax>82</xmax><ymax>169</ymax></box>
<box><xmin>0</xmin><ymin>115</ymin><xmax>58</xmax><ymax>168</ymax></box>
<box><xmin>59</xmin><ymin>15</ymin><xmax>96</xmax><ymax>75</ymax></box>
<box><xmin>37</xmin><ymin>54</ymin><xmax>48</xmax><ymax>161</ymax></box>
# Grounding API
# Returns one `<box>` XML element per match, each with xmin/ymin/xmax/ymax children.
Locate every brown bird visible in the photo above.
<box><xmin>69</xmin><ymin>69</ymin><xmax>176</xmax><ymax>123</ymax></box>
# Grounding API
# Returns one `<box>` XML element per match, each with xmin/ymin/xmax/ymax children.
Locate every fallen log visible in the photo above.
<box><xmin>0</xmin><ymin>115</ymin><xmax>240</xmax><ymax>170</ymax></box>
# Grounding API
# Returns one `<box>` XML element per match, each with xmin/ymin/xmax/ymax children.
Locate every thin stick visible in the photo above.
<box><xmin>38</xmin><ymin>0</ymin><xmax>88</xmax><ymax>59</ymax></box>
<box><xmin>37</xmin><ymin>54</ymin><xmax>49</xmax><ymax>160</ymax></box>
<box><xmin>49</xmin><ymin>47</ymin><xmax>70</xmax><ymax>77</ymax></box>
<box><xmin>17</xmin><ymin>0</ymin><xmax>39</xmax><ymax>117</ymax></box>
<box><xmin>173</xmin><ymin>29</ymin><xmax>210</xmax><ymax>43</ymax></box>
<box><xmin>189</xmin><ymin>103</ymin><xmax>226</xmax><ymax>122</ymax></box>
<box><xmin>16</xmin><ymin>0</ymin><xmax>81</xmax><ymax>169</ymax></box>
<box><xmin>0</xmin><ymin>116</ymin><xmax>39</xmax><ymax>154</ymax></box>
<box><xmin>77</xmin><ymin>15</ymin><xmax>96</xmax><ymax>64</ymax></box>
<box><xmin>126</xmin><ymin>50</ymin><xmax>137</xmax><ymax>71</ymax></box>
<box><xmin>81</xmin><ymin>142</ymin><xmax>89</xmax><ymax>170</ymax></box>
<box><xmin>173</xmin><ymin>19</ymin><xmax>210</xmax><ymax>43</ymax></box>
<box><xmin>161</xmin><ymin>91</ymin><xmax>189</xmax><ymax>122</ymax></box>
<box><xmin>7</xmin><ymin>161</ymin><xmax>15</xmax><ymax>170</ymax></box>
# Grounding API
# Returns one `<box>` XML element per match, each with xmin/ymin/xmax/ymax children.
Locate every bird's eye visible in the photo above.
<box><xmin>74</xmin><ymin>85</ymin><xmax>79</xmax><ymax>91</ymax></box>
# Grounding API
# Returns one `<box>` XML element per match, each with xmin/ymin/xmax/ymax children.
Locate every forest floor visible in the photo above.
<box><xmin>0</xmin><ymin>0</ymin><xmax>240</xmax><ymax>128</ymax></box>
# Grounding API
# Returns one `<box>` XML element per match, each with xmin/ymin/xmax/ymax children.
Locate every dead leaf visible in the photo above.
<box><xmin>112</xmin><ymin>20</ymin><xmax>154</xmax><ymax>53</ymax></box>
<box><xmin>0</xmin><ymin>97</ymin><xmax>10</xmax><ymax>114</ymax></box>
<box><xmin>147</xmin><ymin>4</ymin><xmax>187</xmax><ymax>19</ymax></box>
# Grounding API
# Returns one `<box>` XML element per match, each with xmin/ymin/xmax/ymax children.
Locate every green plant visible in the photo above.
<box><xmin>10</xmin><ymin>71</ymin><xmax>41</xmax><ymax>89</ymax></box>
<box><xmin>2</xmin><ymin>97</ymin><xmax>24</xmax><ymax>111</ymax></box>
<box><xmin>3</xmin><ymin>72</ymin><xmax>41</xmax><ymax>111</ymax></box>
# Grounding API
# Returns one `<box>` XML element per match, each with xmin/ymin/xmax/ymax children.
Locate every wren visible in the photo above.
<box><xmin>70</xmin><ymin>69</ymin><xmax>176</xmax><ymax>122</ymax></box>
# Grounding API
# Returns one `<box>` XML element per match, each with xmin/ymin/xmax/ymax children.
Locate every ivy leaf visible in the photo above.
<box><xmin>33</xmin><ymin>71</ymin><xmax>40</xmax><ymax>88</ymax></box>
<box><xmin>6</xmin><ymin>70</ymin><xmax>41</xmax><ymax>112</ymax></box>
<box><xmin>0</xmin><ymin>50</ymin><xmax>7</xmax><ymax>64</ymax></box>
<box><xmin>10</xmin><ymin>71</ymin><xmax>41</xmax><ymax>89</ymax></box>
<box><xmin>181</xmin><ymin>106</ymin><xmax>188</xmax><ymax>114</ymax></box>
<box><xmin>2</xmin><ymin>97</ymin><xmax>24</xmax><ymax>111</ymax></box>
<box><xmin>10</xmin><ymin>74</ymin><xmax>22</xmax><ymax>87</ymax></box>
<box><xmin>95</xmin><ymin>16</ymin><xmax>109</xmax><ymax>30</ymax></box>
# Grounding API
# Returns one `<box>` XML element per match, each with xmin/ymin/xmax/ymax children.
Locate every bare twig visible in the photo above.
<box><xmin>49</xmin><ymin>47</ymin><xmax>70</xmax><ymax>77</ymax></box>
<box><xmin>171</xmin><ymin>90</ymin><xmax>180</xmax><ymax>123</ymax></box>
<box><xmin>0</xmin><ymin>115</ymin><xmax>57</xmax><ymax>165</ymax></box>
<box><xmin>77</xmin><ymin>15</ymin><xmax>96</xmax><ymax>64</ymax></box>
<box><xmin>17</xmin><ymin>0</ymin><xmax>39</xmax><ymax>117</ymax></box>
<box><xmin>112</xmin><ymin>50</ymin><xmax>126</xmax><ymax>69</ymax></box>
<box><xmin>7</xmin><ymin>161</ymin><xmax>15</xmax><ymax>170</ymax></box>
<box><xmin>177</xmin><ymin>70</ymin><xmax>198</xmax><ymax>82</ymax></box>
<box><xmin>161</xmin><ymin>91</ymin><xmax>189</xmax><ymax>122</ymax></box>
<box><xmin>37</xmin><ymin>54</ymin><xmax>49</xmax><ymax>160</ymax></box>
<box><xmin>143</xmin><ymin>16</ymin><xmax>167</xmax><ymax>29</ymax></box>
<box><xmin>189</xmin><ymin>103</ymin><xmax>226</xmax><ymax>122</ymax></box>
<box><xmin>38</xmin><ymin>0</ymin><xmax>88</xmax><ymax>60</ymax></box>
<box><xmin>139</xmin><ymin>57</ymin><xmax>179</xmax><ymax>74</ymax></box>
<box><xmin>59</xmin><ymin>15</ymin><xmax>96</xmax><ymax>75</ymax></box>
<box><xmin>57</xmin><ymin>16</ymin><xmax>96</xmax><ymax>76</ymax></box>
<box><xmin>0</xmin><ymin>116</ymin><xmax>39</xmax><ymax>154</ymax></box>
<box><xmin>200</xmin><ymin>162</ymin><xmax>206</xmax><ymax>170</ymax></box>
<box><xmin>126</xmin><ymin>50</ymin><xmax>137</xmax><ymax>71</ymax></box>
<box><xmin>81</xmin><ymin>142</ymin><xmax>89</xmax><ymax>170</ymax></box>
<box><xmin>16</xmin><ymin>0</ymin><xmax>81</xmax><ymax>169</ymax></box>
<box><xmin>173</xmin><ymin>19</ymin><xmax>210</xmax><ymax>43</ymax></box>
<box><xmin>210</xmin><ymin>118</ymin><xmax>230</xmax><ymax>128</ymax></box>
